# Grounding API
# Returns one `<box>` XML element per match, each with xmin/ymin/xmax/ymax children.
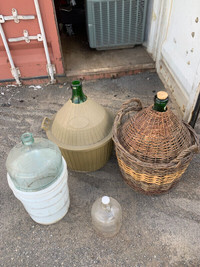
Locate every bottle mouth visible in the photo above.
<box><xmin>21</xmin><ymin>132</ymin><xmax>34</xmax><ymax>145</ymax></box>
<box><xmin>71</xmin><ymin>80</ymin><xmax>82</xmax><ymax>89</ymax></box>
<box><xmin>102</xmin><ymin>196</ymin><xmax>110</xmax><ymax>205</ymax></box>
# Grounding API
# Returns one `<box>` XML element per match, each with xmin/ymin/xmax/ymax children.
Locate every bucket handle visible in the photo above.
<box><xmin>41</xmin><ymin>117</ymin><xmax>51</xmax><ymax>131</ymax></box>
<box><xmin>117</xmin><ymin>98</ymin><xmax>143</xmax><ymax>126</ymax></box>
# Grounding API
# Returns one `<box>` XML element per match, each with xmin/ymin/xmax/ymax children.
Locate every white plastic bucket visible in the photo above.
<box><xmin>7</xmin><ymin>157</ymin><xmax>70</xmax><ymax>225</ymax></box>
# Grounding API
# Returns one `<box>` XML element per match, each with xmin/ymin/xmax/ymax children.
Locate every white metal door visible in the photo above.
<box><xmin>146</xmin><ymin>0</ymin><xmax>200</xmax><ymax>122</ymax></box>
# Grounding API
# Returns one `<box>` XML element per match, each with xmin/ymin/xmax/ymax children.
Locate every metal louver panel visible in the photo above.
<box><xmin>86</xmin><ymin>0</ymin><xmax>147</xmax><ymax>49</ymax></box>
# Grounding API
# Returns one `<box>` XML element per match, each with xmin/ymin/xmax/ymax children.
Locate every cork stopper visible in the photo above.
<box><xmin>157</xmin><ymin>91</ymin><xmax>168</xmax><ymax>100</ymax></box>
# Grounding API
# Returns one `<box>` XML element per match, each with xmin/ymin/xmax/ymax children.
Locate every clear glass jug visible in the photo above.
<box><xmin>6</xmin><ymin>132</ymin><xmax>63</xmax><ymax>192</ymax></box>
<box><xmin>91</xmin><ymin>196</ymin><xmax>122</xmax><ymax>237</ymax></box>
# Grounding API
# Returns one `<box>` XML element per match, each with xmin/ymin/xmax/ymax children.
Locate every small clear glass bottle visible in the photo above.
<box><xmin>6</xmin><ymin>132</ymin><xmax>63</xmax><ymax>192</ymax></box>
<box><xmin>91</xmin><ymin>196</ymin><xmax>122</xmax><ymax>237</ymax></box>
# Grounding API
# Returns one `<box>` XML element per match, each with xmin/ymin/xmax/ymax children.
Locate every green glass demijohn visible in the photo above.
<box><xmin>6</xmin><ymin>132</ymin><xmax>63</xmax><ymax>192</ymax></box>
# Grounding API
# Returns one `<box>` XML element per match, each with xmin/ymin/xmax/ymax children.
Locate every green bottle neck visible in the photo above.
<box><xmin>71</xmin><ymin>81</ymin><xmax>87</xmax><ymax>104</ymax></box>
<box><xmin>153</xmin><ymin>95</ymin><xmax>168</xmax><ymax>112</ymax></box>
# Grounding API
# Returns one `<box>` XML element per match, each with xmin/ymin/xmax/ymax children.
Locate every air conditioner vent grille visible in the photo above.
<box><xmin>87</xmin><ymin>0</ymin><xmax>148</xmax><ymax>49</ymax></box>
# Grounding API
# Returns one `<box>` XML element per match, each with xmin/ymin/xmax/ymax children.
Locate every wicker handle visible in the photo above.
<box><xmin>171</xmin><ymin>123</ymin><xmax>200</xmax><ymax>167</ymax></box>
<box><xmin>41</xmin><ymin>117</ymin><xmax>51</xmax><ymax>131</ymax></box>
<box><xmin>117</xmin><ymin>98</ymin><xmax>143</xmax><ymax>126</ymax></box>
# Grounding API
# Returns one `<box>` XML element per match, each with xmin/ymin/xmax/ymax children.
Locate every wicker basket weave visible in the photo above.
<box><xmin>112</xmin><ymin>98</ymin><xmax>199</xmax><ymax>195</ymax></box>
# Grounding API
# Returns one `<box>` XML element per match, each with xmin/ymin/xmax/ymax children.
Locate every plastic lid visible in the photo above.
<box><xmin>102</xmin><ymin>196</ymin><xmax>110</xmax><ymax>205</ymax></box>
<box><xmin>157</xmin><ymin>91</ymin><xmax>168</xmax><ymax>100</ymax></box>
<box><xmin>6</xmin><ymin>133</ymin><xmax>63</xmax><ymax>192</ymax></box>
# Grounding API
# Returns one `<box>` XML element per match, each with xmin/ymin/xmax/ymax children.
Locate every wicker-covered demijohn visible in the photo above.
<box><xmin>112</xmin><ymin>97</ymin><xmax>199</xmax><ymax>195</ymax></box>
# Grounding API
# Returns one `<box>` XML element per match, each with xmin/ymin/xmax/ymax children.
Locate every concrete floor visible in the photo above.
<box><xmin>0</xmin><ymin>72</ymin><xmax>200</xmax><ymax>267</ymax></box>
<box><xmin>61</xmin><ymin>30</ymin><xmax>155</xmax><ymax>79</ymax></box>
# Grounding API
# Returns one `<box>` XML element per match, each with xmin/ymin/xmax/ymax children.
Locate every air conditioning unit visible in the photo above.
<box><xmin>86</xmin><ymin>0</ymin><xmax>148</xmax><ymax>50</ymax></box>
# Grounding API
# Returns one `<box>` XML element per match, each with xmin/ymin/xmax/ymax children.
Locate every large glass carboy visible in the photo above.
<box><xmin>6</xmin><ymin>132</ymin><xmax>63</xmax><ymax>192</ymax></box>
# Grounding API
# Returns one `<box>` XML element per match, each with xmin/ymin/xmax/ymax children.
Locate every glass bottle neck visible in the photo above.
<box><xmin>153</xmin><ymin>95</ymin><xmax>168</xmax><ymax>112</ymax></box>
<box><xmin>101</xmin><ymin>202</ymin><xmax>111</xmax><ymax>211</ymax></box>
<box><xmin>71</xmin><ymin>81</ymin><xmax>87</xmax><ymax>104</ymax></box>
<box><xmin>21</xmin><ymin>132</ymin><xmax>34</xmax><ymax>146</ymax></box>
<box><xmin>101</xmin><ymin>196</ymin><xmax>111</xmax><ymax>211</ymax></box>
